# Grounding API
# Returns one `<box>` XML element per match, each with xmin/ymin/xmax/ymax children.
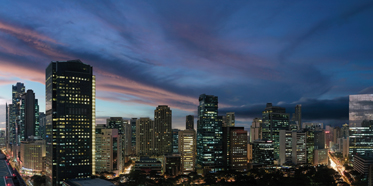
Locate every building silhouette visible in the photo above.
<box><xmin>45</xmin><ymin>60</ymin><xmax>95</xmax><ymax>185</ymax></box>
<box><xmin>186</xmin><ymin>115</ymin><xmax>194</xmax><ymax>130</ymax></box>
<box><xmin>154</xmin><ymin>105</ymin><xmax>172</xmax><ymax>155</ymax></box>
<box><xmin>136</xmin><ymin>118</ymin><xmax>154</xmax><ymax>156</ymax></box>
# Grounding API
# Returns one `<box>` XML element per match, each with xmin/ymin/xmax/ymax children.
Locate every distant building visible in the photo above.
<box><xmin>186</xmin><ymin>115</ymin><xmax>194</xmax><ymax>130</ymax></box>
<box><xmin>279</xmin><ymin>130</ymin><xmax>307</xmax><ymax>165</ymax></box>
<box><xmin>134</xmin><ymin>157</ymin><xmax>162</xmax><ymax>175</ymax></box>
<box><xmin>0</xmin><ymin>130</ymin><xmax>5</xmax><ymax>147</ymax></box>
<box><xmin>262</xmin><ymin>103</ymin><xmax>290</xmax><ymax>161</ymax></box>
<box><xmin>349</xmin><ymin>94</ymin><xmax>373</xmax><ymax>156</ymax></box>
<box><xmin>224</xmin><ymin>112</ymin><xmax>235</xmax><ymax>127</ymax></box>
<box><xmin>179</xmin><ymin>129</ymin><xmax>196</xmax><ymax>174</ymax></box>
<box><xmin>304</xmin><ymin>128</ymin><xmax>325</xmax><ymax>164</ymax></box>
<box><xmin>163</xmin><ymin>154</ymin><xmax>181</xmax><ymax>176</ymax></box>
<box><xmin>20</xmin><ymin>137</ymin><xmax>46</xmax><ymax>175</ymax></box>
<box><xmin>95</xmin><ymin>129</ymin><xmax>123</xmax><ymax>175</ymax></box>
<box><xmin>39</xmin><ymin>112</ymin><xmax>46</xmax><ymax>139</ymax></box>
<box><xmin>333</xmin><ymin>127</ymin><xmax>341</xmax><ymax>144</ymax></box>
<box><xmin>294</xmin><ymin>104</ymin><xmax>302</xmax><ymax>129</ymax></box>
<box><xmin>172</xmin><ymin>129</ymin><xmax>180</xmax><ymax>154</ymax></box>
<box><xmin>19</xmin><ymin>90</ymin><xmax>40</xmax><ymax>142</ymax></box>
<box><xmin>223</xmin><ymin>127</ymin><xmax>247</xmax><ymax>171</ymax></box>
<box><xmin>130</xmin><ymin>118</ymin><xmax>137</xmax><ymax>155</ymax></box>
<box><xmin>302</xmin><ymin>123</ymin><xmax>323</xmax><ymax>130</ymax></box>
<box><xmin>247</xmin><ymin>144</ymin><xmax>252</xmax><ymax>162</ymax></box>
<box><xmin>154</xmin><ymin>105</ymin><xmax>172</xmax><ymax>155</ymax></box>
<box><xmin>136</xmin><ymin>118</ymin><xmax>154</xmax><ymax>156</ymax></box>
<box><xmin>252</xmin><ymin>139</ymin><xmax>274</xmax><ymax>165</ymax></box>
<box><xmin>341</xmin><ymin>124</ymin><xmax>349</xmax><ymax>138</ymax></box>
<box><xmin>250</xmin><ymin>118</ymin><xmax>262</xmax><ymax>143</ymax></box>
<box><xmin>313</xmin><ymin>149</ymin><xmax>328</xmax><ymax>166</ymax></box>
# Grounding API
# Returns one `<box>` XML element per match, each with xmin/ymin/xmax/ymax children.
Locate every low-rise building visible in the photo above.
<box><xmin>314</xmin><ymin>149</ymin><xmax>328</xmax><ymax>166</ymax></box>
<box><xmin>163</xmin><ymin>154</ymin><xmax>181</xmax><ymax>176</ymax></box>
<box><xmin>19</xmin><ymin>137</ymin><xmax>45</xmax><ymax>175</ymax></box>
<box><xmin>134</xmin><ymin>157</ymin><xmax>162</xmax><ymax>174</ymax></box>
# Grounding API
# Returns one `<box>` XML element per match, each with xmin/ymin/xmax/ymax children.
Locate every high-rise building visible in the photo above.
<box><xmin>186</xmin><ymin>115</ymin><xmax>194</xmax><ymax>130</ymax></box>
<box><xmin>250</xmin><ymin>118</ymin><xmax>262</xmax><ymax>143</ymax></box>
<box><xmin>179</xmin><ymin>129</ymin><xmax>196</xmax><ymax>174</ymax></box>
<box><xmin>222</xmin><ymin>127</ymin><xmax>248</xmax><ymax>171</ymax></box>
<box><xmin>95</xmin><ymin>129</ymin><xmax>123</xmax><ymax>175</ymax></box>
<box><xmin>130</xmin><ymin>118</ymin><xmax>137</xmax><ymax>155</ymax></box>
<box><xmin>136</xmin><ymin>118</ymin><xmax>154</xmax><ymax>156</ymax></box>
<box><xmin>341</xmin><ymin>124</ymin><xmax>349</xmax><ymax>138</ymax></box>
<box><xmin>224</xmin><ymin>112</ymin><xmax>235</xmax><ymax>127</ymax></box>
<box><xmin>333</xmin><ymin>127</ymin><xmax>341</xmax><ymax>144</ymax></box>
<box><xmin>197</xmin><ymin>94</ymin><xmax>223</xmax><ymax>173</ymax></box>
<box><xmin>349</xmin><ymin>94</ymin><xmax>373</xmax><ymax>156</ymax></box>
<box><xmin>19</xmin><ymin>90</ymin><xmax>39</xmax><ymax>142</ymax></box>
<box><xmin>294</xmin><ymin>104</ymin><xmax>302</xmax><ymax>129</ymax></box>
<box><xmin>313</xmin><ymin>149</ymin><xmax>328</xmax><ymax>166</ymax></box>
<box><xmin>302</xmin><ymin>123</ymin><xmax>323</xmax><ymax>130</ymax></box>
<box><xmin>163</xmin><ymin>154</ymin><xmax>181</xmax><ymax>176</ymax></box>
<box><xmin>172</xmin><ymin>129</ymin><xmax>180</xmax><ymax>154</ymax></box>
<box><xmin>106</xmin><ymin>117</ymin><xmax>131</xmax><ymax>161</ymax></box>
<box><xmin>262</xmin><ymin>103</ymin><xmax>290</xmax><ymax>161</ymax></box>
<box><xmin>279</xmin><ymin>130</ymin><xmax>307</xmax><ymax>165</ymax></box>
<box><xmin>154</xmin><ymin>105</ymin><xmax>172</xmax><ymax>155</ymax></box>
<box><xmin>7</xmin><ymin>82</ymin><xmax>25</xmax><ymax>157</ymax></box>
<box><xmin>39</xmin><ymin>112</ymin><xmax>46</xmax><ymax>139</ymax></box>
<box><xmin>20</xmin><ymin>137</ymin><xmax>46</xmax><ymax>175</ymax></box>
<box><xmin>252</xmin><ymin>139</ymin><xmax>274</xmax><ymax>165</ymax></box>
<box><xmin>45</xmin><ymin>60</ymin><xmax>95</xmax><ymax>185</ymax></box>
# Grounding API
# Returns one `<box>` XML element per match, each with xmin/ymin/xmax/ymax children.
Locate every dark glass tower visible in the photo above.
<box><xmin>19</xmin><ymin>89</ymin><xmax>39</xmax><ymax>141</ymax></box>
<box><xmin>197</xmin><ymin>94</ymin><xmax>223</xmax><ymax>173</ymax></box>
<box><xmin>8</xmin><ymin>82</ymin><xmax>25</xmax><ymax>157</ymax></box>
<box><xmin>45</xmin><ymin>60</ymin><xmax>95</xmax><ymax>186</ymax></box>
<box><xmin>186</xmin><ymin>115</ymin><xmax>194</xmax><ymax>130</ymax></box>
<box><xmin>172</xmin><ymin>129</ymin><xmax>180</xmax><ymax>154</ymax></box>
<box><xmin>262</xmin><ymin>103</ymin><xmax>290</xmax><ymax>161</ymax></box>
<box><xmin>130</xmin><ymin>118</ymin><xmax>137</xmax><ymax>155</ymax></box>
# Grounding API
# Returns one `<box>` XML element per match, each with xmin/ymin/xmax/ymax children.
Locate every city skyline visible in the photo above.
<box><xmin>1</xmin><ymin>1</ymin><xmax>373</xmax><ymax>129</ymax></box>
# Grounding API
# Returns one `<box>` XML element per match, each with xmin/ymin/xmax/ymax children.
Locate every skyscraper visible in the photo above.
<box><xmin>45</xmin><ymin>60</ymin><xmax>95</xmax><ymax>185</ymax></box>
<box><xmin>179</xmin><ymin>129</ymin><xmax>196</xmax><ymax>174</ymax></box>
<box><xmin>172</xmin><ymin>129</ymin><xmax>180</xmax><ymax>154</ymax></box>
<box><xmin>186</xmin><ymin>115</ymin><xmax>194</xmax><ymax>130</ymax></box>
<box><xmin>154</xmin><ymin>105</ymin><xmax>172</xmax><ymax>155</ymax></box>
<box><xmin>39</xmin><ymin>112</ymin><xmax>46</xmax><ymax>139</ymax></box>
<box><xmin>349</xmin><ymin>94</ymin><xmax>373</xmax><ymax>156</ymax></box>
<box><xmin>224</xmin><ymin>112</ymin><xmax>235</xmax><ymax>127</ymax></box>
<box><xmin>106</xmin><ymin>117</ymin><xmax>131</xmax><ymax>159</ymax></box>
<box><xmin>262</xmin><ymin>103</ymin><xmax>290</xmax><ymax>161</ymax></box>
<box><xmin>19</xmin><ymin>89</ymin><xmax>39</xmax><ymax>142</ymax></box>
<box><xmin>130</xmin><ymin>118</ymin><xmax>137</xmax><ymax>155</ymax></box>
<box><xmin>197</xmin><ymin>94</ymin><xmax>223</xmax><ymax>173</ymax></box>
<box><xmin>250</xmin><ymin>118</ymin><xmax>262</xmax><ymax>143</ymax></box>
<box><xmin>95</xmin><ymin>129</ymin><xmax>122</xmax><ymax>175</ymax></box>
<box><xmin>136</xmin><ymin>118</ymin><xmax>154</xmax><ymax>156</ymax></box>
<box><xmin>8</xmin><ymin>82</ymin><xmax>25</xmax><ymax>157</ymax></box>
<box><xmin>295</xmin><ymin>104</ymin><xmax>302</xmax><ymax>129</ymax></box>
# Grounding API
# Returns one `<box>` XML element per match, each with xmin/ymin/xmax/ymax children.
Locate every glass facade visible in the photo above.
<box><xmin>349</xmin><ymin>94</ymin><xmax>373</xmax><ymax>156</ymax></box>
<box><xmin>45</xmin><ymin>60</ymin><xmax>94</xmax><ymax>186</ymax></box>
<box><xmin>172</xmin><ymin>129</ymin><xmax>180</xmax><ymax>154</ymax></box>
<box><xmin>196</xmin><ymin>94</ymin><xmax>223</xmax><ymax>172</ymax></box>
<box><xmin>261</xmin><ymin>103</ymin><xmax>290</xmax><ymax>161</ymax></box>
<box><xmin>252</xmin><ymin>140</ymin><xmax>274</xmax><ymax>165</ymax></box>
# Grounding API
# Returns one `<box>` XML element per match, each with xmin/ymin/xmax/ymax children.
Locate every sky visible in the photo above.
<box><xmin>0</xmin><ymin>0</ymin><xmax>373</xmax><ymax>129</ymax></box>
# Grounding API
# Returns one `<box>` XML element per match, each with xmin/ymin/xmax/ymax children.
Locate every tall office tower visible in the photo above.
<box><xmin>304</xmin><ymin>128</ymin><xmax>325</xmax><ymax>164</ymax></box>
<box><xmin>222</xmin><ymin>127</ymin><xmax>248</xmax><ymax>171</ymax></box>
<box><xmin>8</xmin><ymin>82</ymin><xmax>25</xmax><ymax>156</ymax></box>
<box><xmin>250</xmin><ymin>118</ymin><xmax>262</xmax><ymax>143</ymax></box>
<box><xmin>279</xmin><ymin>130</ymin><xmax>307</xmax><ymax>165</ymax></box>
<box><xmin>349</xmin><ymin>94</ymin><xmax>373</xmax><ymax>156</ymax></box>
<box><xmin>197</xmin><ymin>94</ymin><xmax>223</xmax><ymax>173</ymax></box>
<box><xmin>172</xmin><ymin>129</ymin><xmax>180</xmax><ymax>154</ymax></box>
<box><xmin>341</xmin><ymin>124</ymin><xmax>349</xmax><ymax>138</ymax></box>
<box><xmin>228</xmin><ymin>128</ymin><xmax>247</xmax><ymax>172</ymax></box>
<box><xmin>136</xmin><ymin>118</ymin><xmax>154</xmax><ymax>156</ymax></box>
<box><xmin>186</xmin><ymin>115</ymin><xmax>194</xmax><ymax>130</ymax></box>
<box><xmin>252</xmin><ymin>139</ymin><xmax>274</xmax><ymax>165</ymax></box>
<box><xmin>178</xmin><ymin>129</ymin><xmax>196</xmax><ymax>174</ymax></box>
<box><xmin>106</xmin><ymin>117</ymin><xmax>131</xmax><ymax>160</ymax></box>
<box><xmin>294</xmin><ymin>104</ymin><xmax>302</xmax><ymax>129</ymax></box>
<box><xmin>19</xmin><ymin>90</ymin><xmax>40</xmax><ymax>142</ymax></box>
<box><xmin>130</xmin><ymin>118</ymin><xmax>137</xmax><ymax>155</ymax></box>
<box><xmin>123</xmin><ymin>120</ymin><xmax>132</xmax><ymax>158</ymax></box>
<box><xmin>224</xmin><ymin>112</ymin><xmax>235</xmax><ymax>127</ymax></box>
<box><xmin>45</xmin><ymin>60</ymin><xmax>95</xmax><ymax>185</ymax></box>
<box><xmin>20</xmin><ymin>137</ymin><xmax>46</xmax><ymax>175</ymax></box>
<box><xmin>39</xmin><ymin>112</ymin><xmax>46</xmax><ymax>139</ymax></box>
<box><xmin>154</xmin><ymin>105</ymin><xmax>172</xmax><ymax>155</ymax></box>
<box><xmin>95</xmin><ymin>129</ymin><xmax>123</xmax><ymax>175</ymax></box>
<box><xmin>333</xmin><ymin>127</ymin><xmax>341</xmax><ymax>144</ymax></box>
<box><xmin>261</xmin><ymin>103</ymin><xmax>290</xmax><ymax>161</ymax></box>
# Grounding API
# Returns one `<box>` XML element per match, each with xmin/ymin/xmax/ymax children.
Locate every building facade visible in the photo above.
<box><xmin>20</xmin><ymin>138</ymin><xmax>46</xmax><ymax>175</ymax></box>
<box><xmin>45</xmin><ymin>60</ymin><xmax>95</xmax><ymax>185</ymax></box>
<box><xmin>179</xmin><ymin>129</ymin><xmax>196</xmax><ymax>174</ymax></box>
<box><xmin>252</xmin><ymin>139</ymin><xmax>274</xmax><ymax>165</ymax></box>
<box><xmin>197</xmin><ymin>94</ymin><xmax>223</xmax><ymax>173</ymax></box>
<box><xmin>224</xmin><ymin>112</ymin><xmax>235</xmax><ymax>127</ymax></box>
<box><xmin>19</xmin><ymin>90</ymin><xmax>39</xmax><ymax>142</ymax></box>
<box><xmin>172</xmin><ymin>129</ymin><xmax>180</xmax><ymax>154</ymax></box>
<box><xmin>186</xmin><ymin>115</ymin><xmax>194</xmax><ymax>130</ymax></box>
<box><xmin>136</xmin><ymin>118</ymin><xmax>154</xmax><ymax>156</ymax></box>
<box><xmin>130</xmin><ymin>118</ymin><xmax>137</xmax><ymax>155</ymax></box>
<box><xmin>154</xmin><ymin>105</ymin><xmax>172</xmax><ymax>155</ymax></box>
<box><xmin>250</xmin><ymin>118</ymin><xmax>262</xmax><ymax>143</ymax></box>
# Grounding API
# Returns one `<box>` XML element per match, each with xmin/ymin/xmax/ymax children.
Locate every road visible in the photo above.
<box><xmin>328</xmin><ymin>152</ymin><xmax>351</xmax><ymax>185</ymax></box>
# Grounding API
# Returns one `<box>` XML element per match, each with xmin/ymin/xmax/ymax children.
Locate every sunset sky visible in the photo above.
<box><xmin>1</xmin><ymin>1</ymin><xmax>373</xmax><ymax>129</ymax></box>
